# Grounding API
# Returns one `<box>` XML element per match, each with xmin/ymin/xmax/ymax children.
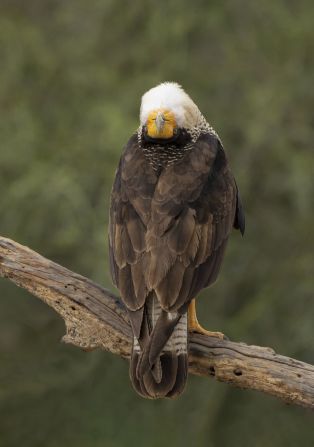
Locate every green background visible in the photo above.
<box><xmin>0</xmin><ymin>1</ymin><xmax>313</xmax><ymax>446</ymax></box>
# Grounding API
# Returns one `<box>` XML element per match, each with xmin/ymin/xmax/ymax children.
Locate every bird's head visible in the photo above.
<box><xmin>140</xmin><ymin>82</ymin><xmax>202</xmax><ymax>142</ymax></box>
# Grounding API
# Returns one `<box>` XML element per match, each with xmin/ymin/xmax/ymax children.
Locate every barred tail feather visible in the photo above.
<box><xmin>129</xmin><ymin>294</ymin><xmax>188</xmax><ymax>399</ymax></box>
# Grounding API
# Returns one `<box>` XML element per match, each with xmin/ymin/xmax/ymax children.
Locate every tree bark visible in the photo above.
<box><xmin>0</xmin><ymin>236</ymin><xmax>313</xmax><ymax>409</ymax></box>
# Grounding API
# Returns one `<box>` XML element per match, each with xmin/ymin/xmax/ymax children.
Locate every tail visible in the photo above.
<box><xmin>129</xmin><ymin>293</ymin><xmax>188</xmax><ymax>399</ymax></box>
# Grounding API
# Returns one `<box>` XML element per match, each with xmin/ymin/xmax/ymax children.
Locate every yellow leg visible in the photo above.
<box><xmin>188</xmin><ymin>299</ymin><xmax>228</xmax><ymax>340</ymax></box>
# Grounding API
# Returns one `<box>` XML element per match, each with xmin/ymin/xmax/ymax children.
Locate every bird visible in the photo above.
<box><xmin>109</xmin><ymin>82</ymin><xmax>245</xmax><ymax>399</ymax></box>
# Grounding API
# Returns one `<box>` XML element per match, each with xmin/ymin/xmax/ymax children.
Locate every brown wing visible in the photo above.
<box><xmin>109</xmin><ymin>134</ymin><xmax>158</xmax><ymax>340</ymax></box>
<box><xmin>143</xmin><ymin>133</ymin><xmax>239</xmax><ymax>313</ymax></box>
<box><xmin>109</xmin><ymin>132</ymin><xmax>241</xmax><ymax>319</ymax></box>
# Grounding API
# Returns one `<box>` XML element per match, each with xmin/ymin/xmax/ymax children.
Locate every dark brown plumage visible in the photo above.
<box><xmin>109</xmin><ymin>83</ymin><xmax>244</xmax><ymax>399</ymax></box>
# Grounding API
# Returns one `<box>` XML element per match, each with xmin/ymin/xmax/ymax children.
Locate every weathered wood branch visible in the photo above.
<box><xmin>0</xmin><ymin>236</ymin><xmax>313</xmax><ymax>409</ymax></box>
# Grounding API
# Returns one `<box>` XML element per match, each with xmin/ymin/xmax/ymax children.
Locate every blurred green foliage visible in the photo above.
<box><xmin>0</xmin><ymin>0</ymin><xmax>313</xmax><ymax>446</ymax></box>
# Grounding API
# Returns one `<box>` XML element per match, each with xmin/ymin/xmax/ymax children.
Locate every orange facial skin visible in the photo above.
<box><xmin>146</xmin><ymin>108</ymin><xmax>177</xmax><ymax>139</ymax></box>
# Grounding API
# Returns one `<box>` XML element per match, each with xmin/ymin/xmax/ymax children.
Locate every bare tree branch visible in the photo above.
<box><xmin>0</xmin><ymin>236</ymin><xmax>313</xmax><ymax>409</ymax></box>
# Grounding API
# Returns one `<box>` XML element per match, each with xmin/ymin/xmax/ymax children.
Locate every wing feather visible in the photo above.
<box><xmin>145</xmin><ymin>136</ymin><xmax>241</xmax><ymax>312</ymax></box>
<box><xmin>109</xmin><ymin>135</ymin><xmax>156</xmax><ymax>311</ymax></box>
<box><xmin>109</xmin><ymin>132</ymin><xmax>244</xmax><ymax>332</ymax></box>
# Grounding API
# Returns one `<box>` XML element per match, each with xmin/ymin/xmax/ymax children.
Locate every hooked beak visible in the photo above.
<box><xmin>155</xmin><ymin>111</ymin><xmax>166</xmax><ymax>133</ymax></box>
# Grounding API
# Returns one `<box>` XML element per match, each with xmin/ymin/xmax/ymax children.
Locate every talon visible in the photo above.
<box><xmin>188</xmin><ymin>299</ymin><xmax>228</xmax><ymax>340</ymax></box>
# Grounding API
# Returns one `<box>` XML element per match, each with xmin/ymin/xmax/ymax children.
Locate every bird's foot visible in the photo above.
<box><xmin>188</xmin><ymin>321</ymin><xmax>228</xmax><ymax>340</ymax></box>
<box><xmin>187</xmin><ymin>298</ymin><xmax>229</xmax><ymax>340</ymax></box>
